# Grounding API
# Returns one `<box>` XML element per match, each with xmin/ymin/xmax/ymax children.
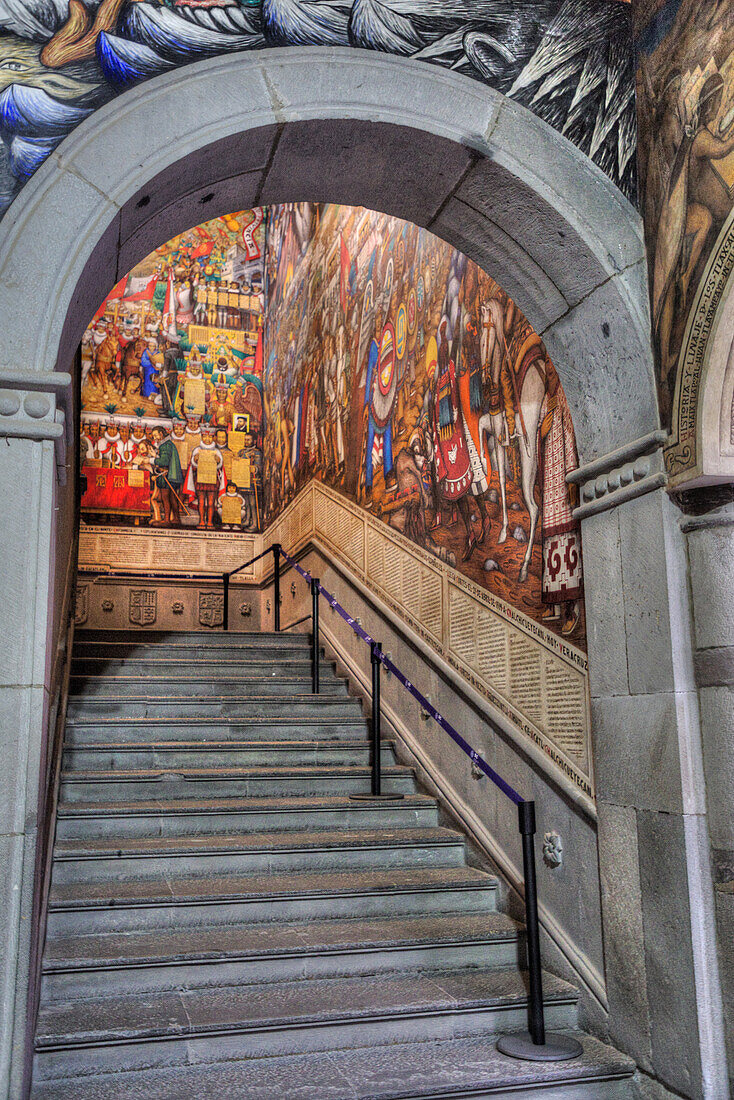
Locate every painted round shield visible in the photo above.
<box><xmin>407</xmin><ymin>288</ymin><xmax>417</xmax><ymax>335</ymax></box>
<box><xmin>371</xmin><ymin>322</ymin><xmax>397</xmax><ymax>428</ymax></box>
<box><xmin>396</xmin><ymin>304</ymin><xmax>407</xmax><ymax>360</ymax></box>
<box><xmin>424</xmin><ymin>265</ymin><xmax>431</xmax><ymax>300</ymax></box>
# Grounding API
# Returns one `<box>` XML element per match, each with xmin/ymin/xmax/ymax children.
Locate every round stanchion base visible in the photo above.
<box><xmin>349</xmin><ymin>793</ymin><xmax>405</xmax><ymax>801</ymax></box>
<box><xmin>496</xmin><ymin>1033</ymin><xmax>584</xmax><ymax>1062</ymax></box>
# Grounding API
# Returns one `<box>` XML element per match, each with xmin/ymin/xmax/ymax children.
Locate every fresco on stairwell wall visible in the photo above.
<box><xmin>79</xmin><ymin>209</ymin><xmax>266</xmax><ymax>532</ymax></box>
<box><xmin>0</xmin><ymin>0</ymin><xmax>635</xmax><ymax>222</ymax></box>
<box><xmin>263</xmin><ymin>203</ymin><xmax>586</xmax><ymax>649</ymax></box>
<box><xmin>635</xmin><ymin>0</ymin><xmax>734</xmax><ymax>460</ymax></box>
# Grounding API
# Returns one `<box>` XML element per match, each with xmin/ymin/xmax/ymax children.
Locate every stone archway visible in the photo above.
<box><xmin>3</xmin><ymin>47</ymin><xmax>725</xmax><ymax>1100</ymax></box>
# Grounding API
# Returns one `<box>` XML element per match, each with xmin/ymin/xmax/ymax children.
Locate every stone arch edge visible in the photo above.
<box><xmin>0</xmin><ymin>47</ymin><xmax>658</xmax><ymax>465</ymax></box>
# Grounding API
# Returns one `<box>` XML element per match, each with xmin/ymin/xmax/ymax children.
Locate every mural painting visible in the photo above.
<box><xmin>80</xmin><ymin>208</ymin><xmax>265</xmax><ymax>531</ymax></box>
<box><xmin>264</xmin><ymin>203</ymin><xmax>586</xmax><ymax>647</ymax></box>
<box><xmin>0</xmin><ymin>0</ymin><xmax>635</xmax><ymax>222</ymax></box>
<box><xmin>636</xmin><ymin>0</ymin><xmax>734</xmax><ymax>434</ymax></box>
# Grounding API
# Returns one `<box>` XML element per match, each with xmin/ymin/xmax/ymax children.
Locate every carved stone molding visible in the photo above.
<box><xmin>199</xmin><ymin>592</ymin><xmax>224</xmax><ymax>628</ymax></box>
<box><xmin>0</xmin><ymin>371</ymin><xmax>72</xmax><ymax>483</ymax></box>
<box><xmin>129</xmin><ymin>589</ymin><xmax>157</xmax><ymax>626</ymax></box>
<box><xmin>74</xmin><ymin>584</ymin><xmax>89</xmax><ymax>626</ymax></box>
<box><xmin>568</xmin><ymin>430</ymin><xmax>669</xmax><ymax>520</ymax></box>
<box><xmin>543</xmin><ymin>832</ymin><xmax>564</xmax><ymax>868</ymax></box>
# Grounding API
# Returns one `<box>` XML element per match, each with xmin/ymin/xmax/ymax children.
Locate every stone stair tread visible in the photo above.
<box><xmin>72</xmin><ymin>655</ymin><xmax>323</xmax><ymax>663</ymax></box>
<box><xmin>54</xmin><ymin>826</ymin><xmax>462</xmax><ymax>859</ymax></box>
<box><xmin>30</xmin><ymin>1032</ymin><xmax>635</xmax><ymax>1099</ymax></box>
<box><xmin>61</xmin><ymin>764</ymin><xmax>412</xmax><ymax>781</ymax></box>
<box><xmin>75</xmin><ymin>631</ymin><xmax>310</xmax><ymax>643</ymax></box>
<box><xmin>43</xmin><ymin>911</ymin><xmax>520</xmax><ymax>971</ymax></box>
<box><xmin>70</xmin><ymin>668</ymin><xmax>341</xmax><ymax>677</ymax></box>
<box><xmin>64</xmin><ymin>739</ymin><xmax>379</xmax><ymax>752</ymax></box>
<box><xmin>49</xmin><ymin>865</ymin><xmax>497</xmax><ymax>909</ymax></box>
<box><xmin>35</xmin><ymin>968</ymin><xmax>577</xmax><ymax>1048</ymax></box>
<box><xmin>69</xmin><ymin>694</ymin><xmax>358</xmax><ymax>704</ymax></box>
<box><xmin>57</xmin><ymin>793</ymin><xmax>436</xmax><ymax>817</ymax></box>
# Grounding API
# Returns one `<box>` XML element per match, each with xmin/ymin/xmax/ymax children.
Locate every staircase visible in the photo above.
<box><xmin>31</xmin><ymin>629</ymin><xmax>635</xmax><ymax>1099</ymax></box>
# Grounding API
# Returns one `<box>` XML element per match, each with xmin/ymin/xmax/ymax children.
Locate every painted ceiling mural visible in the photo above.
<box><xmin>80</xmin><ymin>209</ymin><xmax>266</xmax><ymax>532</ymax></box>
<box><xmin>264</xmin><ymin>203</ymin><xmax>586</xmax><ymax>648</ymax></box>
<box><xmin>636</xmin><ymin>0</ymin><xmax>734</xmax><ymax>450</ymax></box>
<box><xmin>0</xmin><ymin>0</ymin><xmax>636</xmax><ymax>219</ymax></box>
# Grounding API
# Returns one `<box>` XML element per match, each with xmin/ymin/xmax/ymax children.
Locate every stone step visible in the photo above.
<box><xmin>58</xmin><ymin>764</ymin><xmax>417</xmax><ymax>802</ymax></box>
<box><xmin>66</xmin><ymin>695</ymin><xmax>364</xmax><ymax>720</ymax></box>
<box><xmin>75</xmin><ymin>630</ymin><xmax>308</xmax><ymax>648</ymax></box>
<box><xmin>71</xmin><ymin>656</ymin><xmax>334</xmax><ymax>677</ymax></box>
<box><xmin>68</xmin><ymin>676</ymin><xmax>350</xmax><ymax>698</ymax></box>
<box><xmin>33</xmin><ymin>968</ymin><xmax>578</xmax><ymax>1080</ymax></box>
<box><xmin>55</xmin><ymin>793</ymin><xmax>440</xmax><ymax>840</ymax></box>
<box><xmin>62</xmin><ymin>739</ymin><xmax>392</xmax><ymax>771</ymax></box>
<box><xmin>51</xmin><ymin>826</ymin><xmax>466</xmax><ymax>884</ymax></box>
<box><xmin>41</xmin><ymin>912</ymin><xmax>521</xmax><ymax>1000</ymax></box>
<box><xmin>30</xmin><ymin>1031</ymin><xmax>635</xmax><ymax>1099</ymax></box>
<box><xmin>64</xmin><ymin>715</ymin><xmax>370</xmax><ymax>744</ymax></box>
<box><xmin>47</xmin><ymin>865</ymin><xmax>498</xmax><ymax>935</ymax></box>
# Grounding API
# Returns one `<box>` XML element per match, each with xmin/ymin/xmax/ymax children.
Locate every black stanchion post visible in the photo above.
<box><xmin>520</xmin><ymin>799</ymin><xmax>545</xmax><ymax>1046</ymax></box>
<box><xmin>222</xmin><ymin>573</ymin><xmax>229</xmax><ymax>632</ymax></box>
<box><xmin>496</xmin><ymin>799</ymin><xmax>582</xmax><ymax>1062</ymax></box>
<box><xmin>311</xmin><ymin>577</ymin><xmax>320</xmax><ymax>694</ymax></box>
<box><xmin>350</xmin><ymin>640</ymin><xmax>404</xmax><ymax>802</ymax></box>
<box><xmin>370</xmin><ymin>642</ymin><xmax>382</xmax><ymax>796</ymax></box>
<box><xmin>272</xmin><ymin>543</ymin><xmax>281</xmax><ymax>632</ymax></box>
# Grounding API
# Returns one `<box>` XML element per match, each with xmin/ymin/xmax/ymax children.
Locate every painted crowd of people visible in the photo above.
<box><xmin>265</xmin><ymin>204</ymin><xmax>584</xmax><ymax>637</ymax></box>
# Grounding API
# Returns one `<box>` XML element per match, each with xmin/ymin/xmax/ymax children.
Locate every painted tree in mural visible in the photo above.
<box><xmin>0</xmin><ymin>0</ymin><xmax>635</xmax><ymax>217</ymax></box>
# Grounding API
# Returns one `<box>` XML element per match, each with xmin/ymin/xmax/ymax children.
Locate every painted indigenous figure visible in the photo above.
<box><xmin>431</xmin><ymin>320</ymin><xmax>490</xmax><ymax>560</ymax></box>
<box><xmin>538</xmin><ymin>360</ymin><xmax>583</xmax><ymax>635</ymax></box>
<box><xmin>151</xmin><ymin>426</ymin><xmax>185</xmax><ymax>528</ymax></box>
<box><xmin>185</xmin><ymin>427</ymin><xmax>225</xmax><ymax>530</ymax></box>
<box><xmin>362</xmin><ymin>323</ymin><xmax>398</xmax><ymax>504</ymax></box>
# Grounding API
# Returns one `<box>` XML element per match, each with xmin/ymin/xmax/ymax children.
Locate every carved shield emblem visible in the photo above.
<box><xmin>74</xmin><ymin>584</ymin><xmax>89</xmax><ymax>626</ymax></box>
<box><xmin>199</xmin><ymin>592</ymin><xmax>224</xmax><ymax>628</ymax></box>
<box><xmin>129</xmin><ymin>589</ymin><xmax>157</xmax><ymax>626</ymax></box>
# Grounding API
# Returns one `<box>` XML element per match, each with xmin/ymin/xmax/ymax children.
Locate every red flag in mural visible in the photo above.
<box><xmin>190</xmin><ymin>227</ymin><xmax>214</xmax><ymax>260</ymax></box>
<box><xmin>92</xmin><ymin>275</ymin><xmax>128</xmax><ymax>321</ymax></box>
<box><xmin>123</xmin><ymin>273</ymin><xmax>158</xmax><ymax>302</ymax></box>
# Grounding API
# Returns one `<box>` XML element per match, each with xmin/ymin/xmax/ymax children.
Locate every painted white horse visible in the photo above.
<box><xmin>478</xmin><ymin>299</ymin><xmax>546</xmax><ymax>583</ymax></box>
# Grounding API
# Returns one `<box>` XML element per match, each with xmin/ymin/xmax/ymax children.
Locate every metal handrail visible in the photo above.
<box><xmin>222</xmin><ymin>546</ymin><xmax>274</xmax><ymax>630</ymax></box>
<box><xmin>273</xmin><ymin>542</ymin><xmax>582</xmax><ymax>1063</ymax></box>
